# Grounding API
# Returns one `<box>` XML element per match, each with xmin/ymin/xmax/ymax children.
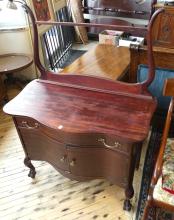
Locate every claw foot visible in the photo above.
<box><xmin>24</xmin><ymin>157</ymin><xmax>36</xmax><ymax>179</ymax></box>
<box><xmin>123</xmin><ymin>199</ymin><xmax>132</xmax><ymax>211</ymax></box>
<box><xmin>28</xmin><ymin>169</ymin><xmax>36</xmax><ymax>179</ymax></box>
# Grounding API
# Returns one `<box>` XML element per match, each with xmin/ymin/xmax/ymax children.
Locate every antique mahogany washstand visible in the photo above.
<box><xmin>3</xmin><ymin>2</ymin><xmax>164</xmax><ymax>211</ymax></box>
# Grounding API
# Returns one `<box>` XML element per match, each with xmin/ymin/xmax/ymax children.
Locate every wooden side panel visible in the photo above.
<box><xmin>153</xmin><ymin>5</ymin><xmax>174</xmax><ymax>48</ymax></box>
<box><xmin>129</xmin><ymin>46</ymin><xmax>174</xmax><ymax>83</ymax></box>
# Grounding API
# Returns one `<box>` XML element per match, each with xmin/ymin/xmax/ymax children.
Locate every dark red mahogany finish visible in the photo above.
<box><xmin>3</xmin><ymin>5</ymin><xmax>164</xmax><ymax>211</ymax></box>
<box><xmin>84</xmin><ymin>0</ymin><xmax>157</xmax><ymax>37</ymax></box>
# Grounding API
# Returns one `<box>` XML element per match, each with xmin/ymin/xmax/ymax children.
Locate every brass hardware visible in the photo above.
<box><xmin>98</xmin><ymin>138</ymin><xmax>121</xmax><ymax>149</ymax></box>
<box><xmin>70</xmin><ymin>159</ymin><xmax>76</xmax><ymax>167</ymax></box>
<box><xmin>60</xmin><ymin>156</ymin><xmax>66</xmax><ymax>163</ymax></box>
<box><xmin>64</xmin><ymin>171</ymin><xmax>71</xmax><ymax>174</ymax></box>
<box><xmin>21</xmin><ymin>121</ymin><xmax>39</xmax><ymax>129</ymax></box>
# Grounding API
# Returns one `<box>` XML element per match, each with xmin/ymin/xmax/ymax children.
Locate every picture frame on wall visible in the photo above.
<box><xmin>32</xmin><ymin>0</ymin><xmax>51</xmax><ymax>21</ymax></box>
<box><xmin>30</xmin><ymin>0</ymin><xmax>54</xmax><ymax>34</ymax></box>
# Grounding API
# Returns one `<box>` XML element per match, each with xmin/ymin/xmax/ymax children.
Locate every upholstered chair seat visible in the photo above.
<box><xmin>154</xmin><ymin>176</ymin><xmax>174</xmax><ymax>206</ymax></box>
<box><xmin>153</xmin><ymin>138</ymin><xmax>174</xmax><ymax>205</ymax></box>
<box><xmin>162</xmin><ymin>138</ymin><xmax>174</xmax><ymax>194</ymax></box>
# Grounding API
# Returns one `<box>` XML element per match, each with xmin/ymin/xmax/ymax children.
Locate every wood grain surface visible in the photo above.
<box><xmin>3</xmin><ymin>79</ymin><xmax>156</xmax><ymax>142</ymax></box>
<box><xmin>129</xmin><ymin>46</ymin><xmax>174</xmax><ymax>82</ymax></box>
<box><xmin>60</xmin><ymin>45</ymin><xmax>130</xmax><ymax>81</ymax></box>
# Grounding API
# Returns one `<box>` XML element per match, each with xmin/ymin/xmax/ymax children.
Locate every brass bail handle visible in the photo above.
<box><xmin>22</xmin><ymin>121</ymin><xmax>39</xmax><ymax>129</ymax></box>
<box><xmin>98</xmin><ymin>138</ymin><xmax>121</xmax><ymax>149</ymax></box>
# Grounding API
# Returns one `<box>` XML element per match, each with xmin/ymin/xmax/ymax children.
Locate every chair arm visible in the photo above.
<box><xmin>152</xmin><ymin>98</ymin><xmax>174</xmax><ymax>186</ymax></box>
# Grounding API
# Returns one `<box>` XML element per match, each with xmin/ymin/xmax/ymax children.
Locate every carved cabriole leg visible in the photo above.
<box><xmin>0</xmin><ymin>75</ymin><xmax>8</xmax><ymax>106</ymax></box>
<box><xmin>123</xmin><ymin>185</ymin><xmax>134</xmax><ymax>211</ymax></box>
<box><xmin>135</xmin><ymin>142</ymin><xmax>143</xmax><ymax>170</ymax></box>
<box><xmin>123</xmin><ymin>144</ymin><xmax>137</xmax><ymax>211</ymax></box>
<box><xmin>24</xmin><ymin>157</ymin><xmax>36</xmax><ymax>178</ymax></box>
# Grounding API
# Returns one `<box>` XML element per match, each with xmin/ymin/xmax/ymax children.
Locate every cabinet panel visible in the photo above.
<box><xmin>67</xmin><ymin>146</ymin><xmax>130</xmax><ymax>187</ymax></box>
<box><xmin>153</xmin><ymin>5</ymin><xmax>174</xmax><ymax>48</ymax></box>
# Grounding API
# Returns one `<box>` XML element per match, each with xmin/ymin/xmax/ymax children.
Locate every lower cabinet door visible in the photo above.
<box><xmin>19</xmin><ymin>128</ymin><xmax>69</xmax><ymax>171</ymax></box>
<box><xmin>67</xmin><ymin>146</ymin><xmax>130</xmax><ymax>186</ymax></box>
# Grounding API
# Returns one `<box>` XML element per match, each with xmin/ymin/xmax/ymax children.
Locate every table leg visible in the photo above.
<box><xmin>0</xmin><ymin>75</ymin><xmax>8</xmax><ymax>105</ymax></box>
<box><xmin>135</xmin><ymin>142</ymin><xmax>143</xmax><ymax>170</ymax></box>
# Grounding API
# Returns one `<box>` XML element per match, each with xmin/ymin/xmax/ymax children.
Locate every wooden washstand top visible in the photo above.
<box><xmin>4</xmin><ymin>78</ymin><xmax>156</xmax><ymax>143</ymax></box>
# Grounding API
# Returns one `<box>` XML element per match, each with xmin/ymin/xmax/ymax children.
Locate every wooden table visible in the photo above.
<box><xmin>0</xmin><ymin>53</ymin><xmax>33</xmax><ymax>105</ymax></box>
<box><xmin>60</xmin><ymin>44</ymin><xmax>130</xmax><ymax>81</ymax></box>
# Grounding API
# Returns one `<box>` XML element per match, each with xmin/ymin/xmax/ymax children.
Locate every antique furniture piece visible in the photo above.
<box><xmin>0</xmin><ymin>75</ymin><xmax>6</xmax><ymax>105</ymax></box>
<box><xmin>83</xmin><ymin>0</ymin><xmax>157</xmax><ymax>37</ymax></box>
<box><xmin>129</xmin><ymin>46</ymin><xmax>174</xmax><ymax>109</ymax></box>
<box><xmin>142</xmin><ymin>78</ymin><xmax>174</xmax><ymax>220</ymax></box>
<box><xmin>60</xmin><ymin>44</ymin><xmax>130</xmax><ymax>81</ymax></box>
<box><xmin>3</xmin><ymin>3</ymin><xmax>164</xmax><ymax>211</ymax></box>
<box><xmin>0</xmin><ymin>53</ymin><xmax>33</xmax><ymax>104</ymax></box>
<box><xmin>152</xmin><ymin>3</ymin><xmax>174</xmax><ymax>48</ymax></box>
<box><xmin>129</xmin><ymin>46</ymin><xmax>174</xmax><ymax>83</ymax></box>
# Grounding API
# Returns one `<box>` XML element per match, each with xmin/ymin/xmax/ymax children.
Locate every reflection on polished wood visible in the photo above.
<box><xmin>60</xmin><ymin>45</ymin><xmax>130</xmax><ymax>81</ymax></box>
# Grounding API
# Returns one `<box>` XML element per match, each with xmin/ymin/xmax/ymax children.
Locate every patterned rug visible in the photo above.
<box><xmin>136</xmin><ymin>111</ymin><xmax>174</xmax><ymax>220</ymax></box>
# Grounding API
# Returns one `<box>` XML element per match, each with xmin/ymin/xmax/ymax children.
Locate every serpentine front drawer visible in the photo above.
<box><xmin>15</xmin><ymin>116</ymin><xmax>132</xmax><ymax>186</ymax></box>
<box><xmin>15</xmin><ymin>116</ymin><xmax>131</xmax><ymax>153</ymax></box>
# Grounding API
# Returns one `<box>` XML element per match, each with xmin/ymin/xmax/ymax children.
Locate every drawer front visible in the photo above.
<box><xmin>67</xmin><ymin>146</ymin><xmax>130</xmax><ymax>187</ymax></box>
<box><xmin>17</xmin><ymin>125</ymin><xmax>69</xmax><ymax>171</ymax></box>
<box><xmin>15</xmin><ymin>116</ymin><xmax>66</xmax><ymax>143</ymax></box>
<box><xmin>15</xmin><ymin>116</ymin><xmax>131</xmax><ymax>155</ymax></box>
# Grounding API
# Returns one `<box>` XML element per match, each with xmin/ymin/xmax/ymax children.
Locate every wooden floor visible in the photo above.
<box><xmin>0</xmin><ymin>87</ymin><xmax>149</xmax><ymax>220</ymax></box>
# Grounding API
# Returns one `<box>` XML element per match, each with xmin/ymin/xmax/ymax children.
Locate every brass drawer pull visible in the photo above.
<box><xmin>98</xmin><ymin>138</ymin><xmax>121</xmax><ymax>149</ymax></box>
<box><xmin>60</xmin><ymin>156</ymin><xmax>66</xmax><ymax>163</ymax></box>
<box><xmin>21</xmin><ymin>121</ymin><xmax>39</xmax><ymax>129</ymax></box>
<box><xmin>64</xmin><ymin>171</ymin><xmax>71</xmax><ymax>174</ymax></box>
<box><xmin>70</xmin><ymin>159</ymin><xmax>76</xmax><ymax>167</ymax></box>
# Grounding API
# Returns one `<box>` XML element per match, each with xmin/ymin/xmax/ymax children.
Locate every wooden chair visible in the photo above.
<box><xmin>142</xmin><ymin>78</ymin><xmax>174</xmax><ymax>219</ymax></box>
